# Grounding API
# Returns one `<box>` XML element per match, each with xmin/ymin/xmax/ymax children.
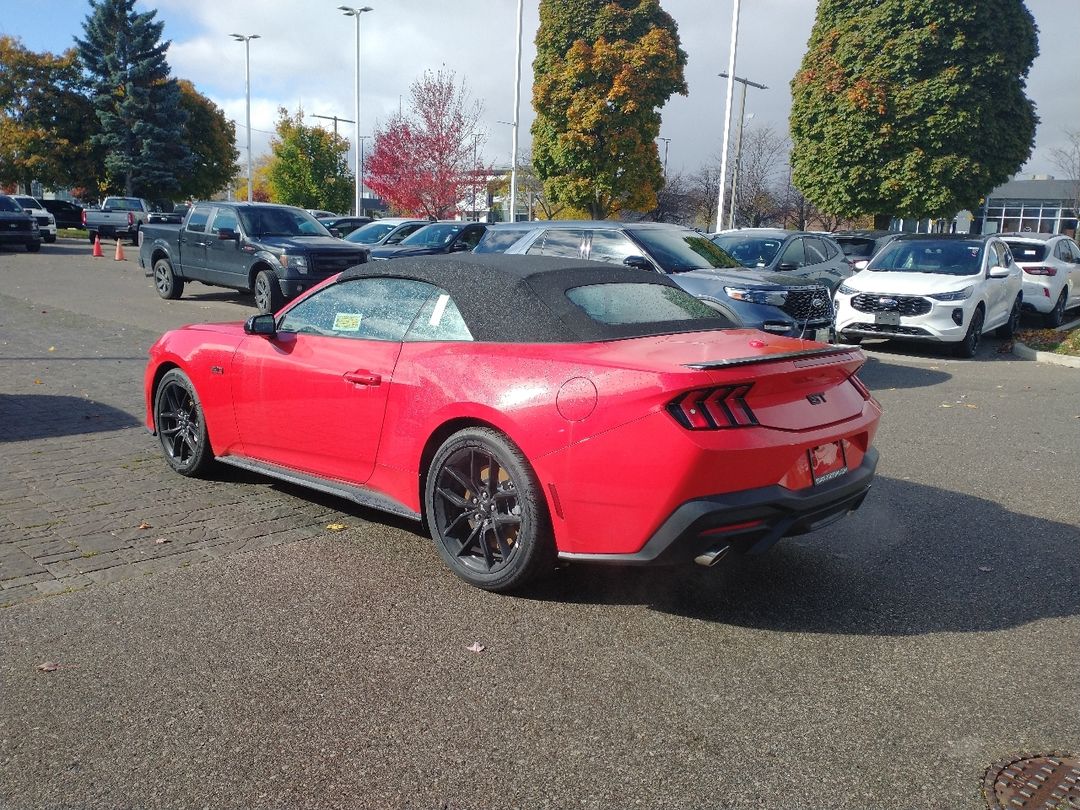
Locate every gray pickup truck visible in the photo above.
<box><xmin>138</xmin><ymin>201</ymin><xmax>370</xmax><ymax>313</ymax></box>
<box><xmin>84</xmin><ymin>196</ymin><xmax>153</xmax><ymax>244</ymax></box>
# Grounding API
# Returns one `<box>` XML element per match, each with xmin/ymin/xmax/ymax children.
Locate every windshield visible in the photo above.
<box><xmin>400</xmin><ymin>223</ymin><xmax>462</xmax><ymax>247</ymax></box>
<box><xmin>14</xmin><ymin>197</ymin><xmax>39</xmax><ymax>210</ymax></box>
<box><xmin>238</xmin><ymin>207</ymin><xmax>331</xmax><ymax>238</ymax></box>
<box><xmin>346</xmin><ymin>221</ymin><xmax>398</xmax><ymax>244</ymax></box>
<box><xmin>710</xmin><ymin>234</ymin><xmax>784</xmax><ymax>267</ymax></box>
<box><xmin>631</xmin><ymin>229</ymin><xmax>742</xmax><ymax>272</ymax></box>
<box><xmin>1003</xmin><ymin>241</ymin><xmax>1047</xmax><ymax>262</ymax></box>
<box><xmin>868</xmin><ymin>240</ymin><xmax>983</xmax><ymax>275</ymax></box>
<box><xmin>0</xmin><ymin>197</ymin><xmax>23</xmax><ymax>213</ymax></box>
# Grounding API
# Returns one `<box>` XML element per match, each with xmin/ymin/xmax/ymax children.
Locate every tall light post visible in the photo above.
<box><xmin>718</xmin><ymin>71</ymin><xmax>767</xmax><ymax>229</ymax></box>
<box><xmin>358</xmin><ymin>135</ymin><xmax>370</xmax><ymax>215</ymax></box>
<box><xmin>339</xmin><ymin>5</ymin><xmax>373</xmax><ymax>216</ymax></box>
<box><xmin>508</xmin><ymin>0</ymin><xmax>524</xmax><ymax>223</ymax></box>
<box><xmin>657</xmin><ymin>137</ymin><xmax>671</xmax><ymax>178</ymax></box>
<box><xmin>715</xmin><ymin>0</ymin><xmax>741</xmax><ymax>232</ymax></box>
<box><xmin>229</xmin><ymin>33</ymin><xmax>260</xmax><ymax>202</ymax></box>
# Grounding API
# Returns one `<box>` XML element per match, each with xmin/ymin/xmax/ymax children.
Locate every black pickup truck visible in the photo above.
<box><xmin>138</xmin><ymin>202</ymin><xmax>370</xmax><ymax>312</ymax></box>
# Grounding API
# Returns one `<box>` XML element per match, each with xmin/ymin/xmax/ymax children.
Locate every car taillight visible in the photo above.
<box><xmin>667</xmin><ymin>384</ymin><xmax>758</xmax><ymax>430</ymax></box>
<box><xmin>81</xmin><ymin>209</ymin><xmax>87</xmax><ymax>225</ymax></box>
<box><xmin>1023</xmin><ymin>265</ymin><xmax>1056</xmax><ymax>276</ymax></box>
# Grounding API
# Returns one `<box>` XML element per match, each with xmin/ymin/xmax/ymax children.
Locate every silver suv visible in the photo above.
<box><xmin>711</xmin><ymin>228</ymin><xmax>854</xmax><ymax>293</ymax></box>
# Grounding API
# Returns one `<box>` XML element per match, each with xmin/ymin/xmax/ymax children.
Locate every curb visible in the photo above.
<box><xmin>1013</xmin><ymin>340</ymin><xmax>1080</xmax><ymax>368</ymax></box>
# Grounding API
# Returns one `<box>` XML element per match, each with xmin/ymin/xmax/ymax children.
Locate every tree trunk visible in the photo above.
<box><xmin>873</xmin><ymin>213</ymin><xmax>892</xmax><ymax>230</ymax></box>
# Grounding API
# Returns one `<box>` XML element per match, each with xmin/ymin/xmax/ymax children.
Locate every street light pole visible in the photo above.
<box><xmin>717</xmin><ymin>71</ymin><xmax>767</xmax><ymax>229</ymax></box>
<box><xmin>657</xmin><ymin>137</ymin><xmax>671</xmax><ymax>178</ymax></box>
<box><xmin>509</xmin><ymin>0</ymin><xmax>524</xmax><ymax>223</ymax></box>
<box><xmin>358</xmin><ymin>135</ymin><xmax>370</xmax><ymax>214</ymax></box>
<box><xmin>715</xmin><ymin>0</ymin><xmax>740</xmax><ymax>232</ymax></box>
<box><xmin>229</xmin><ymin>33</ymin><xmax>260</xmax><ymax>202</ymax></box>
<box><xmin>311</xmin><ymin>113</ymin><xmax>355</xmax><ymax>137</ymax></box>
<box><xmin>339</xmin><ymin>6</ymin><xmax>373</xmax><ymax>216</ymax></box>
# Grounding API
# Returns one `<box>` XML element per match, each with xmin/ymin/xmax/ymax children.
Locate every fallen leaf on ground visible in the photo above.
<box><xmin>137</xmin><ymin>521</ymin><xmax>152</xmax><ymax>530</ymax></box>
<box><xmin>33</xmin><ymin>379</ymin><xmax>42</xmax><ymax>385</ymax></box>
<box><xmin>48</xmin><ymin>346</ymin><xmax>55</xmax><ymax>352</ymax></box>
<box><xmin>325</xmin><ymin>523</ymin><xmax>347</xmax><ymax>532</ymax></box>
<box><xmin>466</xmin><ymin>642</ymin><xmax>486</xmax><ymax>654</ymax></box>
<box><xmin>36</xmin><ymin>662</ymin><xmax>60</xmax><ymax>672</ymax></box>
<box><xmin>940</xmin><ymin>403</ymin><xmax>954</xmax><ymax>408</ymax></box>
<box><xmin>154</xmin><ymin>537</ymin><xmax>170</xmax><ymax>545</ymax></box>
<box><xmin>978</xmin><ymin>566</ymin><xmax>993</xmax><ymax>573</ymax></box>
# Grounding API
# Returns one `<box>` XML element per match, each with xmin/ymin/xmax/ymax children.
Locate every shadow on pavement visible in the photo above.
<box><xmin>0</xmin><ymin>393</ymin><xmax>139</xmax><ymax>440</ymax></box>
<box><xmin>521</xmin><ymin>475</ymin><xmax>1080</xmax><ymax>636</ymax></box>
<box><xmin>861</xmin><ymin>335</ymin><xmax>1021</xmax><ymax>363</ymax></box>
<box><xmin>858</xmin><ymin>355</ymin><xmax>952</xmax><ymax>390</ymax></box>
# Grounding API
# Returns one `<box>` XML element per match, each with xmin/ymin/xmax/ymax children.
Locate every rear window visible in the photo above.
<box><xmin>566</xmin><ymin>282</ymin><xmax>718</xmax><ymax>325</ymax></box>
<box><xmin>474</xmin><ymin>228</ymin><xmax>530</xmax><ymax>253</ymax></box>
<box><xmin>836</xmin><ymin>238</ymin><xmax>876</xmax><ymax>258</ymax></box>
<box><xmin>1003</xmin><ymin>241</ymin><xmax>1047</xmax><ymax>262</ymax></box>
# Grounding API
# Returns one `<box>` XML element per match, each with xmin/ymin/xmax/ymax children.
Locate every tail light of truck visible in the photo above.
<box><xmin>128</xmin><ymin>212</ymin><xmax>134</xmax><ymax>227</ymax></box>
<box><xmin>81</xmin><ymin>209</ymin><xmax>87</xmax><ymax>226</ymax></box>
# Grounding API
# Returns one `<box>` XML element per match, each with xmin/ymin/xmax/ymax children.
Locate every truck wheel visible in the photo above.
<box><xmin>254</xmin><ymin>269</ymin><xmax>284</xmax><ymax>314</ymax></box>
<box><xmin>88</xmin><ymin>231</ymin><xmax>97</xmax><ymax>244</ymax></box>
<box><xmin>154</xmin><ymin>258</ymin><xmax>184</xmax><ymax>300</ymax></box>
<box><xmin>26</xmin><ymin>241</ymin><xmax>41</xmax><ymax>253</ymax></box>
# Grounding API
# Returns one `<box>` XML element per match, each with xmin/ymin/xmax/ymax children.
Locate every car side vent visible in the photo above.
<box><xmin>667</xmin><ymin>384</ymin><xmax>758</xmax><ymax>430</ymax></box>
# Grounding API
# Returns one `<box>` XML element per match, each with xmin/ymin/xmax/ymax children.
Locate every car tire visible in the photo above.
<box><xmin>1044</xmin><ymin>289</ymin><xmax>1067</xmax><ymax>328</ymax></box>
<box><xmin>154</xmin><ymin>258</ymin><xmax>184</xmax><ymax>300</ymax></box>
<box><xmin>425</xmin><ymin>427</ymin><xmax>556</xmax><ymax>592</ymax></box>
<box><xmin>154</xmin><ymin>369</ymin><xmax>214</xmax><ymax>477</ymax></box>
<box><xmin>953</xmin><ymin>306</ymin><xmax>984</xmax><ymax>358</ymax></box>
<box><xmin>839</xmin><ymin>332</ymin><xmax>863</xmax><ymax>346</ymax></box>
<box><xmin>995</xmin><ymin>295</ymin><xmax>1022</xmax><ymax>339</ymax></box>
<box><xmin>26</xmin><ymin>241</ymin><xmax>41</xmax><ymax>253</ymax></box>
<box><xmin>44</xmin><ymin>234</ymin><xmax>56</xmax><ymax>244</ymax></box>
<box><xmin>253</xmin><ymin>269</ymin><xmax>284</xmax><ymax>314</ymax></box>
<box><xmin>88</xmin><ymin>231</ymin><xmax>97</xmax><ymax>244</ymax></box>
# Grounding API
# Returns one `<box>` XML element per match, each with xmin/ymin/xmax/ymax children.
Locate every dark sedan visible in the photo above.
<box><xmin>317</xmin><ymin>216</ymin><xmax>372</xmax><ymax>237</ymax></box>
<box><xmin>368</xmin><ymin>221</ymin><xmax>486</xmax><ymax>259</ymax></box>
<box><xmin>40</xmin><ymin>199</ymin><xmax>84</xmax><ymax>230</ymax></box>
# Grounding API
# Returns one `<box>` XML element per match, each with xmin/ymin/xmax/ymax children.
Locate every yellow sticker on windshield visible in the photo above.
<box><xmin>333</xmin><ymin>312</ymin><xmax>362</xmax><ymax>332</ymax></box>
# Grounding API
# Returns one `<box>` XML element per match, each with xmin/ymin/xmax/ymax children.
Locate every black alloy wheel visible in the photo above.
<box><xmin>154</xmin><ymin>258</ymin><xmax>184</xmax><ymax>300</ymax></box>
<box><xmin>954</xmin><ymin>306</ymin><xmax>984</xmax><ymax>358</ymax></box>
<box><xmin>425</xmin><ymin>428</ymin><xmax>554</xmax><ymax>591</ymax></box>
<box><xmin>154</xmin><ymin>369</ymin><xmax>213</xmax><ymax>476</ymax></box>
<box><xmin>254</xmin><ymin>269</ymin><xmax>283</xmax><ymax>314</ymax></box>
<box><xmin>1045</xmin><ymin>289</ymin><xmax>1067</xmax><ymax>328</ymax></box>
<box><xmin>996</xmin><ymin>296</ymin><xmax>1022</xmax><ymax>339</ymax></box>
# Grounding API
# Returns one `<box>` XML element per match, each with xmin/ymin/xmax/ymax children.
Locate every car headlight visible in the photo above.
<box><xmin>724</xmin><ymin>286</ymin><xmax>787</xmax><ymax>306</ymax></box>
<box><xmin>280</xmin><ymin>253</ymin><xmax>308</xmax><ymax>273</ymax></box>
<box><xmin>928</xmin><ymin>286</ymin><xmax>973</xmax><ymax>301</ymax></box>
<box><xmin>837</xmin><ymin>283</ymin><xmax>857</xmax><ymax>296</ymax></box>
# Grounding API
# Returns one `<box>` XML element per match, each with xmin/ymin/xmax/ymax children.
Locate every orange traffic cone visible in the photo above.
<box><xmin>91</xmin><ymin>235</ymin><xmax>104</xmax><ymax>258</ymax></box>
<box><xmin>114</xmin><ymin>239</ymin><xmax>125</xmax><ymax>261</ymax></box>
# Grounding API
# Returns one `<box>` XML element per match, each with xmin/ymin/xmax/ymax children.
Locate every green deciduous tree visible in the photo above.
<box><xmin>266</xmin><ymin>108</ymin><xmax>353</xmax><ymax>213</ymax></box>
<box><xmin>76</xmin><ymin>0</ymin><xmax>193</xmax><ymax>198</ymax></box>
<box><xmin>0</xmin><ymin>36</ymin><xmax>103</xmax><ymax>193</ymax></box>
<box><xmin>790</xmin><ymin>0</ymin><xmax>1039</xmax><ymax>225</ymax></box>
<box><xmin>176</xmin><ymin>80</ymin><xmax>238</xmax><ymax>201</ymax></box>
<box><xmin>531</xmin><ymin>0</ymin><xmax>687</xmax><ymax>219</ymax></box>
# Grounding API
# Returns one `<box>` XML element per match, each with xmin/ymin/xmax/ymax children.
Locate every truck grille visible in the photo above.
<box><xmin>309</xmin><ymin>251</ymin><xmax>368</xmax><ymax>276</ymax></box>
<box><xmin>33</xmin><ymin>215</ymin><xmax>50</xmax><ymax>228</ymax></box>
<box><xmin>851</xmin><ymin>293</ymin><xmax>931</xmax><ymax>316</ymax></box>
<box><xmin>782</xmin><ymin>288</ymin><xmax>833</xmax><ymax>322</ymax></box>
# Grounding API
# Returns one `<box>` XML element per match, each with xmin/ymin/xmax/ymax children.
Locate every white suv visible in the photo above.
<box><xmin>12</xmin><ymin>195</ymin><xmax>56</xmax><ymax>243</ymax></box>
<box><xmin>1001</xmin><ymin>233</ymin><xmax>1080</xmax><ymax>327</ymax></box>
<box><xmin>833</xmin><ymin>235</ymin><xmax>1023</xmax><ymax>358</ymax></box>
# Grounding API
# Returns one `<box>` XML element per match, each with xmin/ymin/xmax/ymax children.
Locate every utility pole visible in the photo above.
<box><xmin>716</xmin><ymin>0</ymin><xmax>740</xmax><ymax>232</ymax></box>
<box><xmin>311</xmin><ymin>113</ymin><xmax>355</xmax><ymax>137</ymax></box>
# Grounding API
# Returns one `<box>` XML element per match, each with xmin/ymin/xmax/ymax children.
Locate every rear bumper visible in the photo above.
<box><xmin>558</xmin><ymin>447</ymin><xmax>878</xmax><ymax>566</ymax></box>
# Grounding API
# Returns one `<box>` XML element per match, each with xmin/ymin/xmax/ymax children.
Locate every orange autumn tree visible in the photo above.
<box><xmin>531</xmin><ymin>0</ymin><xmax>687</xmax><ymax>219</ymax></box>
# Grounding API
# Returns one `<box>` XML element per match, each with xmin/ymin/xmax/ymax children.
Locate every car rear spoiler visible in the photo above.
<box><xmin>684</xmin><ymin>346</ymin><xmax>859</xmax><ymax>370</ymax></box>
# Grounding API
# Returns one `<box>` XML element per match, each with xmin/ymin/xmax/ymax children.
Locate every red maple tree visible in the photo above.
<box><xmin>366</xmin><ymin>69</ymin><xmax>490</xmax><ymax>219</ymax></box>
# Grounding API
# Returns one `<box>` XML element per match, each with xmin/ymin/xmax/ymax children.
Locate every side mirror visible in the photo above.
<box><xmin>988</xmin><ymin>265</ymin><xmax>1011</xmax><ymax>279</ymax></box>
<box><xmin>244</xmin><ymin>314</ymin><xmax>277</xmax><ymax>336</ymax></box>
<box><xmin>330</xmin><ymin>228</ymin><xmax>342</xmax><ymax>238</ymax></box>
<box><xmin>450</xmin><ymin>241</ymin><xmax>471</xmax><ymax>252</ymax></box>
<box><xmin>623</xmin><ymin>255</ymin><xmax>654</xmax><ymax>271</ymax></box>
<box><xmin>776</xmin><ymin>262</ymin><xmax>798</xmax><ymax>272</ymax></box>
<box><xmin>218</xmin><ymin>228</ymin><xmax>239</xmax><ymax>241</ymax></box>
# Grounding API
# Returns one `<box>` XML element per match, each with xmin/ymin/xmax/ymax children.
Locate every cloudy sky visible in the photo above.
<box><xmin>3</xmin><ymin>0</ymin><xmax>1075</xmax><ymax>182</ymax></box>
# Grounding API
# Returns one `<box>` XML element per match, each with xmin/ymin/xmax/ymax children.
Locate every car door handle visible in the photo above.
<box><xmin>344</xmin><ymin>371</ymin><xmax>381</xmax><ymax>386</ymax></box>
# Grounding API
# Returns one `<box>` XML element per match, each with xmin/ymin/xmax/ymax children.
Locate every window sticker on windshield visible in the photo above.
<box><xmin>429</xmin><ymin>294</ymin><xmax>450</xmax><ymax>326</ymax></box>
<box><xmin>333</xmin><ymin>312</ymin><xmax>363</xmax><ymax>332</ymax></box>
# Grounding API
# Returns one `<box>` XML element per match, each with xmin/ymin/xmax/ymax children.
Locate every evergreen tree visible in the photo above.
<box><xmin>531</xmin><ymin>0</ymin><xmax>687</xmax><ymax>219</ymax></box>
<box><xmin>266</xmin><ymin>108</ymin><xmax>354</xmax><ymax>213</ymax></box>
<box><xmin>75</xmin><ymin>0</ymin><xmax>192</xmax><ymax>198</ymax></box>
<box><xmin>789</xmin><ymin>0</ymin><xmax>1038</xmax><ymax>225</ymax></box>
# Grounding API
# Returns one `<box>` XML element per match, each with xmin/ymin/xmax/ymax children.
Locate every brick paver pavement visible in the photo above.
<box><xmin>0</xmin><ymin>291</ymin><xmax>357</xmax><ymax>606</ymax></box>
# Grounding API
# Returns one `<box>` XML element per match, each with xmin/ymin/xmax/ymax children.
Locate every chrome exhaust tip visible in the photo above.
<box><xmin>694</xmin><ymin>544</ymin><xmax>731</xmax><ymax>567</ymax></box>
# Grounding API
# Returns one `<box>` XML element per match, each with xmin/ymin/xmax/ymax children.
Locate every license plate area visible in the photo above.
<box><xmin>874</xmin><ymin>311</ymin><xmax>900</xmax><ymax>326</ymax></box>
<box><xmin>813</xmin><ymin>327</ymin><xmax>831</xmax><ymax>343</ymax></box>
<box><xmin>809</xmin><ymin>440</ymin><xmax>848</xmax><ymax>485</ymax></box>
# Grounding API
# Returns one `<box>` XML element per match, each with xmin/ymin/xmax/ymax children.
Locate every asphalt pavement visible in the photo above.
<box><xmin>0</xmin><ymin>240</ymin><xmax>1077</xmax><ymax>809</ymax></box>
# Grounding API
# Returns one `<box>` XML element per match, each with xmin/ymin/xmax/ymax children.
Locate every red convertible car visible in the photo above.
<box><xmin>145</xmin><ymin>255</ymin><xmax>881</xmax><ymax>591</ymax></box>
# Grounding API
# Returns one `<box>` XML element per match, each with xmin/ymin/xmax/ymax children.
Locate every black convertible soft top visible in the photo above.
<box><xmin>338</xmin><ymin>254</ymin><xmax>733</xmax><ymax>342</ymax></box>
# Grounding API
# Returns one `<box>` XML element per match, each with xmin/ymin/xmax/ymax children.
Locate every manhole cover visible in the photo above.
<box><xmin>984</xmin><ymin>753</ymin><xmax>1080</xmax><ymax>809</ymax></box>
